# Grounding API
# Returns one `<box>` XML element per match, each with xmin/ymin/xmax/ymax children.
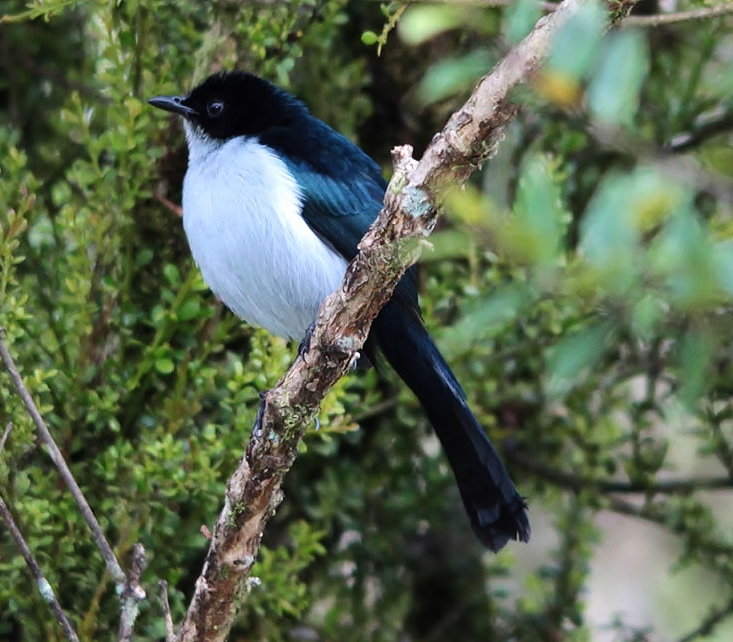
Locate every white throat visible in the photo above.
<box><xmin>181</xmin><ymin>128</ymin><xmax>348</xmax><ymax>340</ymax></box>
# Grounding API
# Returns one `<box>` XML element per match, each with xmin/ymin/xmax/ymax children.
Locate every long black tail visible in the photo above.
<box><xmin>369</xmin><ymin>302</ymin><xmax>530</xmax><ymax>552</ymax></box>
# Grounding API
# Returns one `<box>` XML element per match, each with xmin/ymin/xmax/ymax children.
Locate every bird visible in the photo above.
<box><xmin>148</xmin><ymin>70</ymin><xmax>530</xmax><ymax>551</ymax></box>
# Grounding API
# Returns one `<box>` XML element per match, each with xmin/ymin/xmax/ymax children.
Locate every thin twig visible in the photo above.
<box><xmin>584</xmin><ymin>121</ymin><xmax>733</xmax><ymax>203</ymax></box>
<box><xmin>117</xmin><ymin>543</ymin><xmax>148</xmax><ymax>642</ymax></box>
<box><xmin>403</xmin><ymin>0</ymin><xmax>560</xmax><ymax>10</ymax></box>
<box><xmin>625</xmin><ymin>2</ymin><xmax>733</xmax><ymax>26</ymax></box>
<box><xmin>0</xmin><ymin>328</ymin><xmax>126</xmax><ymax>585</ymax></box>
<box><xmin>675</xmin><ymin>596</ymin><xmax>733</xmax><ymax>642</ymax></box>
<box><xmin>0</xmin><ymin>421</ymin><xmax>12</xmax><ymax>456</ymax></box>
<box><xmin>160</xmin><ymin>580</ymin><xmax>176</xmax><ymax>642</ymax></box>
<box><xmin>0</xmin><ymin>492</ymin><xmax>80</xmax><ymax>642</ymax></box>
<box><xmin>609</xmin><ymin>496</ymin><xmax>733</xmax><ymax>566</ymax></box>
<box><xmin>509</xmin><ymin>449</ymin><xmax>733</xmax><ymax>494</ymax></box>
<box><xmin>154</xmin><ymin>190</ymin><xmax>183</xmax><ymax>217</ymax></box>
<box><xmin>402</xmin><ymin>0</ymin><xmax>733</xmax><ymax>28</ymax></box>
<box><xmin>667</xmin><ymin>107</ymin><xmax>733</xmax><ymax>153</ymax></box>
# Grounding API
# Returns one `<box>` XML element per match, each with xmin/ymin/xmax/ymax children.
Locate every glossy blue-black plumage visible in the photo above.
<box><xmin>148</xmin><ymin>71</ymin><xmax>530</xmax><ymax>550</ymax></box>
<box><xmin>260</xmin><ymin>117</ymin><xmax>421</xmax><ymax>314</ymax></box>
<box><xmin>259</xmin><ymin>94</ymin><xmax>530</xmax><ymax>550</ymax></box>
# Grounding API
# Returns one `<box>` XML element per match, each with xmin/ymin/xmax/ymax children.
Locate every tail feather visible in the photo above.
<box><xmin>370</xmin><ymin>302</ymin><xmax>530</xmax><ymax>552</ymax></box>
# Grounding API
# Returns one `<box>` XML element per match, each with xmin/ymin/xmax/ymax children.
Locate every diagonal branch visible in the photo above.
<box><xmin>624</xmin><ymin>2</ymin><xmax>733</xmax><ymax>26</ymax></box>
<box><xmin>174</xmin><ymin>1</ymin><xmax>596</xmax><ymax>640</ymax></box>
<box><xmin>117</xmin><ymin>543</ymin><xmax>148</xmax><ymax>642</ymax></box>
<box><xmin>0</xmin><ymin>329</ymin><xmax>148</xmax><ymax>634</ymax></box>
<box><xmin>0</xmin><ymin>328</ymin><xmax>126</xmax><ymax>584</ymax></box>
<box><xmin>0</xmin><ymin>491</ymin><xmax>80</xmax><ymax>642</ymax></box>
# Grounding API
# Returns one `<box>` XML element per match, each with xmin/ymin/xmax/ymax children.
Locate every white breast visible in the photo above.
<box><xmin>181</xmin><ymin>129</ymin><xmax>348</xmax><ymax>340</ymax></box>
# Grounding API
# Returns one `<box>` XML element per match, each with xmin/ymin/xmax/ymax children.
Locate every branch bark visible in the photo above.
<box><xmin>0</xmin><ymin>492</ymin><xmax>81</xmax><ymax>642</ymax></box>
<box><xmin>0</xmin><ymin>329</ymin><xmax>126</xmax><ymax>586</ymax></box>
<box><xmin>117</xmin><ymin>543</ymin><xmax>148</xmax><ymax>642</ymax></box>
<box><xmin>624</xmin><ymin>2</ymin><xmax>733</xmax><ymax>26</ymax></box>
<box><xmin>0</xmin><ymin>329</ymin><xmax>148</xmax><ymax>636</ymax></box>
<box><xmin>175</xmin><ymin>1</ymin><xmax>593</xmax><ymax>640</ymax></box>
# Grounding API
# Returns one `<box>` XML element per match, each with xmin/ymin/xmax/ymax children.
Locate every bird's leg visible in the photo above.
<box><xmin>297</xmin><ymin>321</ymin><xmax>316</xmax><ymax>360</ymax></box>
<box><xmin>295</xmin><ymin>323</ymin><xmax>322</xmax><ymax>432</ymax></box>
<box><xmin>252</xmin><ymin>391</ymin><xmax>267</xmax><ymax>437</ymax></box>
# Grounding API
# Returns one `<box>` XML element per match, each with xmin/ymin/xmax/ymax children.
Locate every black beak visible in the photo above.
<box><xmin>148</xmin><ymin>95</ymin><xmax>197</xmax><ymax>118</ymax></box>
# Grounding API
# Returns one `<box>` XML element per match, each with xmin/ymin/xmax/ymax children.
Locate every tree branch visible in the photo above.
<box><xmin>174</xmin><ymin>2</ymin><xmax>594</xmax><ymax>641</ymax></box>
<box><xmin>0</xmin><ymin>328</ymin><xmax>127</xmax><ymax>584</ymax></box>
<box><xmin>675</xmin><ymin>596</ymin><xmax>733</xmax><ymax>642</ymax></box>
<box><xmin>409</xmin><ymin>0</ymin><xmax>733</xmax><ymax>28</ymax></box>
<box><xmin>0</xmin><ymin>329</ymin><xmax>148</xmax><ymax>635</ymax></box>
<box><xmin>625</xmin><ymin>2</ymin><xmax>733</xmax><ymax>26</ymax></box>
<box><xmin>117</xmin><ymin>543</ymin><xmax>148</xmax><ymax>642</ymax></box>
<box><xmin>160</xmin><ymin>580</ymin><xmax>176</xmax><ymax>642</ymax></box>
<box><xmin>667</xmin><ymin>107</ymin><xmax>733</xmax><ymax>153</ymax></box>
<box><xmin>509</xmin><ymin>449</ymin><xmax>733</xmax><ymax>494</ymax></box>
<box><xmin>0</xmin><ymin>421</ymin><xmax>12</xmax><ymax>455</ymax></box>
<box><xmin>0</xmin><ymin>491</ymin><xmax>80</xmax><ymax>642</ymax></box>
<box><xmin>580</xmin><ymin>120</ymin><xmax>733</xmax><ymax>203</ymax></box>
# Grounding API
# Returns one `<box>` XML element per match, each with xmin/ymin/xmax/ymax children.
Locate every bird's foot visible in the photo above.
<box><xmin>252</xmin><ymin>391</ymin><xmax>267</xmax><ymax>437</ymax></box>
<box><xmin>297</xmin><ymin>321</ymin><xmax>317</xmax><ymax>360</ymax></box>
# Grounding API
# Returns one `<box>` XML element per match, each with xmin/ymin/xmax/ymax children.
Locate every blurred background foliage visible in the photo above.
<box><xmin>1</xmin><ymin>0</ymin><xmax>733</xmax><ymax>640</ymax></box>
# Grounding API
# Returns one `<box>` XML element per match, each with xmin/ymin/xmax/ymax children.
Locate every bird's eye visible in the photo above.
<box><xmin>207</xmin><ymin>100</ymin><xmax>224</xmax><ymax>118</ymax></box>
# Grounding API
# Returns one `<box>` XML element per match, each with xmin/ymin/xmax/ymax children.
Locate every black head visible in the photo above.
<box><xmin>148</xmin><ymin>71</ymin><xmax>306</xmax><ymax>141</ymax></box>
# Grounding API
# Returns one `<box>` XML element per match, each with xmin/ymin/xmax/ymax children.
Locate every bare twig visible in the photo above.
<box><xmin>625</xmin><ymin>2</ymin><xmax>733</xmax><ymax>26</ymax></box>
<box><xmin>0</xmin><ymin>328</ymin><xmax>127</xmax><ymax>586</ymax></box>
<box><xmin>154</xmin><ymin>190</ymin><xmax>183</xmax><ymax>217</ymax></box>
<box><xmin>0</xmin><ymin>331</ymin><xmax>151</xmax><ymax>637</ymax></box>
<box><xmin>174</xmin><ymin>2</ymin><xmax>595</xmax><ymax>641</ymax></box>
<box><xmin>508</xmin><ymin>449</ymin><xmax>733</xmax><ymax>494</ymax></box>
<box><xmin>607</xmin><ymin>496</ymin><xmax>732</xmax><ymax>558</ymax></box>
<box><xmin>427</xmin><ymin>0</ymin><xmax>560</xmax><ymax>9</ymax></box>
<box><xmin>402</xmin><ymin>0</ymin><xmax>733</xmax><ymax>28</ymax></box>
<box><xmin>0</xmin><ymin>492</ymin><xmax>80</xmax><ymax>642</ymax></box>
<box><xmin>676</xmin><ymin>595</ymin><xmax>733</xmax><ymax>642</ymax></box>
<box><xmin>0</xmin><ymin>421</ymin><xmax>12</xmax><ymax>456</ymax></box>
<box><xmin>583</xmin><ymin>121</ymin><xmax>733</xmax><ymax>203</ymax></box>
<box><xmin>117</xmin><ymin>543</ymin><xmax>148</xmax><ymax>642</ymax></box>
<box><xmin>667</xmin><ymin>108</ymin><xmax>733</xmax><ymax>153</ymax></box>
<box><xmin>160</xmin><ymin>580</ymin><xmax>176</xmax><ymax>642</ymax></box>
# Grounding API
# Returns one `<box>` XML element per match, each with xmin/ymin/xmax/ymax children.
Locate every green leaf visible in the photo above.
<box><xmin>440</xmin><ymin>284</ymin><xmax>529</xmax><ymax>357</ymax></box>
<box><xmin>155</xmin><ymin>357</ymin><xmax>175</xmax><ymax>374</ymax></box>
<box><xmin>398</xmin><ymin>5</ymin><xmax>466</xmax><ymax>46</ymax></box>
<box><xmin>163</xmin><ymin>262</ymin><xmax>181</xmax><ymax>286</ymax></box>
<box><xmin>678</xmin><ymin>330</ymin><xmax>714</xmax><ymax>406</ymax></box>
<box><xmin>714</xmin><ymin>241</ymin><xmax>733</xmax><ymax>296</ymax></box>
<box><xmin>177</xmin><ymin>297</ymin><xmax>201</xmax><ymax>321</ymax></box>
<box><xmin>417</xmin><ymin>49</ymin><xmax>493</xmax><ymax>103</ymax></box>
<box><xmin>361</xmin><ymin>30</ymin><xmax>378</xmax><ymax>46</ymax></box>
<box><xmin>630</xmin><ymin>294</ymin><xmax>664</xmax><ymax>340</ymax></box>
<box><xmin>547</xmin><ymin>0</ymin><xmax>607</xmax><ymax>80</ymax></box>
<box><xmin>506</xmin><ymin>153</ymin><xmax>567</xmax><ymax>269</ymax></box>
<box><xmin>588</xmin><ymin>30</ymin><xmax>649</xmax><ymax>125</ymax></box>
<box><xmin>649</xmin><ymin>210</ymin><xmax>719</xmax><ymax>306</ymax></box>
<box><xmin>504</xmin><ymin>0</ymin><xmax>542</xmax><ymax>45</ymax></box>
<box><xmin>578</xmin><ymin>173</ymin><xmax>641</xmax><ymax>290</ymax></box>
<box><xmin>545</xmin><ymin>322</ymin><xmax>613</xmax><ymax>398</ymax></box>
<box><xmin>424</xmin><ymin>229</ymin><xmax>476</xmax><ymax>262</ymax></box>
<box><xmin>579</xmin><ymin>167</ymin><xmax>686</xmax><ymax>293</ymax></box>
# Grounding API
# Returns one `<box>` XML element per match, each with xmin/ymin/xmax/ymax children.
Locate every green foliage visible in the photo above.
<box><xmin>2</xmin><ymin>1</ymin><xmax>733</xmax><ymax>642</ymax></box>
<box><xmin>503</xmin><ymin>0</ymin><xmax>542</xmax><ymax>45</ymax></box>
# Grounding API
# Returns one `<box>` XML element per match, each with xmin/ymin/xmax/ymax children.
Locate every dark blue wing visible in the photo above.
<box><xmin>291</xmin><ymin>165</ymin><xmax>383</xmax><ymax>251</ymax></box>
<box><xmin>260</xmin><ymin>118</ymin><xmax>419</xmax><ymax>310</ymax></box>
